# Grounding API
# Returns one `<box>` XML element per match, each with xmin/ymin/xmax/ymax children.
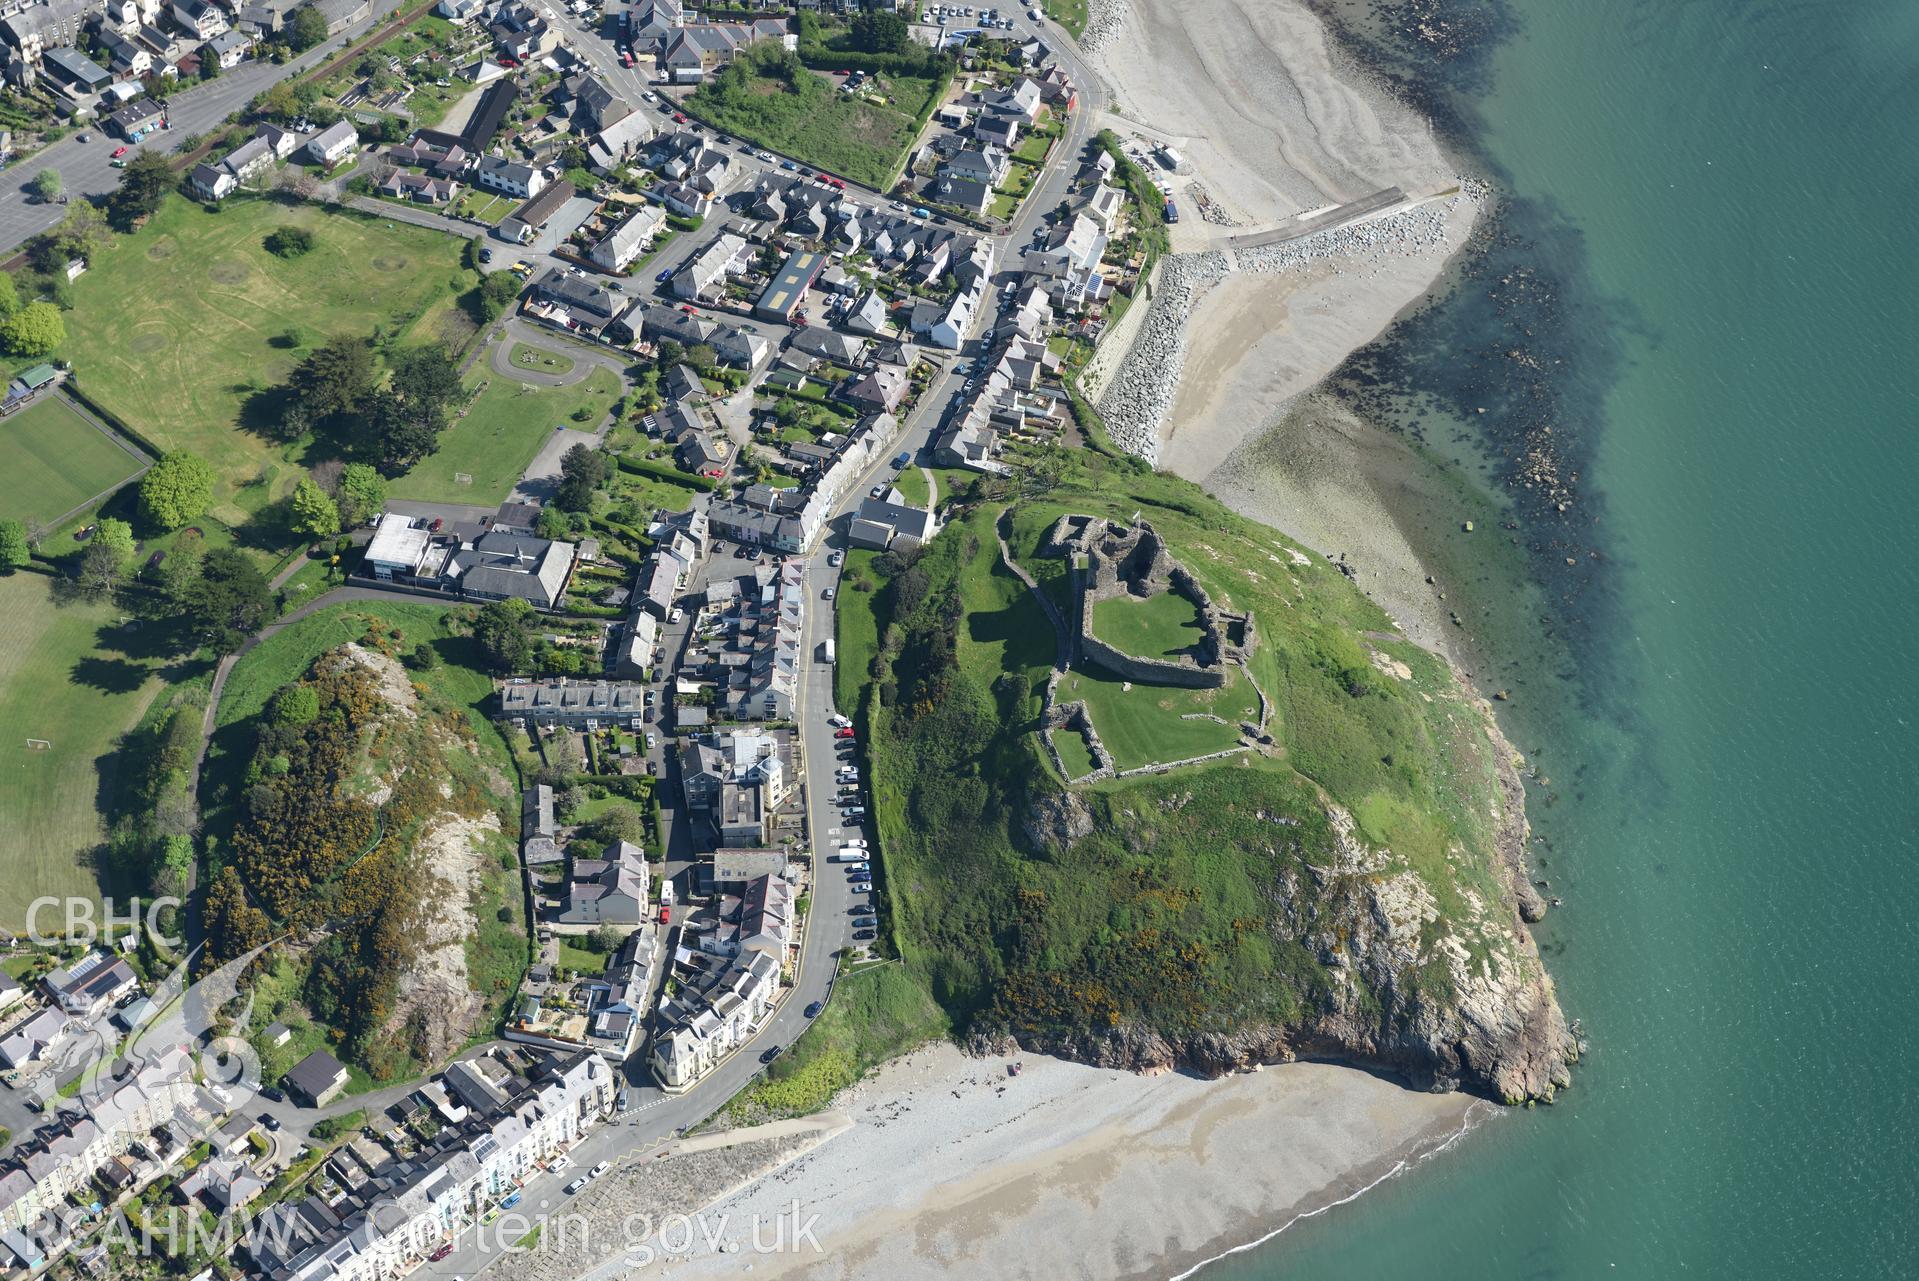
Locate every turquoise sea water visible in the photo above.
<box><xmin>1212</xmin><ymin>0</ymin><xmax>1919</xmax><ymax>1275</ymax></box>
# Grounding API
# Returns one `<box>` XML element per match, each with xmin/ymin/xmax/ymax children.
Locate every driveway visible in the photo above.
<box><xmin>510</xmin><ymin>426</ymin><xmax>602</xmax><ymax>506</ymax></box>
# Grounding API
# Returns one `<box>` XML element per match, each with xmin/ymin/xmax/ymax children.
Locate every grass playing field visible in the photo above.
<box><xmin>1090</xmin><ymin>587</ymin><xmax>1207</xmax><ymax>660</ymax></box>
<box><xmin>389</xmin><ymin>362</ymin><xmax>623</xmax><ymax>506</ymax></box>
<box><xmin>0</xmin><ymin>573</ymin><xmax>166</xmax><ymax>929</ymax></box>
<box><xmin>50</xmin><ymin>194</ymin><xmax>470</xmax><ymax>510</ymax></box>
<box><xmin>0</xmin><ymin>396</ymin><xmax>146</xmax><ymax>533</ymax></box>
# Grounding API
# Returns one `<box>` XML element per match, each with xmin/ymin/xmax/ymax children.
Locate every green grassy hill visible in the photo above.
<box><xmin>811</xmin><ymin>447</ymin><xmax>1574</xmax><ymax>1105</ymax></box>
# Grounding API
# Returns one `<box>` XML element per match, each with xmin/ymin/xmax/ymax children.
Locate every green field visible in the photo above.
<box><xmin>0</xmin><ymin>573</ymin><xmax>165</xmax><ymax>928</ymax></box>
<box><xmin>1054</xmin><ymin>665</ymin><xmax>1257</xmax><ymax>771</ymax></box>
<box><xmin>52</xmin><ymin>195</ymin><xmax>470</xmax><ymax>510</ymax></box>
<box><xmin>0</xmin><ymin>396</ymin><xmax>146</xmax><ymax>532</ymax></box>
<box><xmin>690</xmin><ymin>46</ymin><xmax>942</xmax><ymax>188</ymax></box>
<box><xmin>833</xmin><ymin>549</ymin><xmax>884</xmax><ymax>713</ymax></box>
<box><xmin>1089</xmin><ymin>588</ymin><xmax>1205</xmax><ymax>660</ymax></box>
<box><xmin>390</xmin><ymin>362</ymin><xmax>622</xmax><ymax>506</ymax></box>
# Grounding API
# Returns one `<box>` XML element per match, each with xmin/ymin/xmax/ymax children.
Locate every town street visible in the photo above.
<box><xmin>0</xmin><ymin>0</ymin><xmax>414</xmax><ymax>259</ymax></box>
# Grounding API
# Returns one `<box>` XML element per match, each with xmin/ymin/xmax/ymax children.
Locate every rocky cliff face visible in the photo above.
<box><xmin>982</xmin><ymin>700</ymin><xmax>1576</xmax><ymax>1105</ymax></box>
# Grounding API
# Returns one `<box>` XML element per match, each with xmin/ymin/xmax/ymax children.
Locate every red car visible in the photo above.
<box><xmin>621</xmin><ymin>51</ymin><xmax>634</xmax><ymax>67</ymax></box>
<box><xmin>673</xmin><ymin>112</ymin><xmax>688</xmax><ymax>123</ymax></box>
<box><xmin>111</xmin><ymin>145</ymin><xmax>128</xmax><ymax>158</ymax></box>
<box><xmin>680</xmin><ymin>304</ymin><xmax>697</xmax><ymax>314</ymax></box>
<box><xmin>428</xmin><ymin>1244</ymin><xmax>453</xmax><ymax>1263</ymax></box>
<box><xmin>834</xmin><ymin>727</ymin><xmax>856</xmax><ymax>739</ymax></box>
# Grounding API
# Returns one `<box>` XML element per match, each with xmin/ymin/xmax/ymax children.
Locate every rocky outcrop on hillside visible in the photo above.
<box><xmin>331</xmin><ymin>644</ymin><xmax>502</xmax><ymax>1063</ymax></box>
<box><xmin>979</xmin><ymin>698</ymin><xmax>1576</xmax><ymax>1104</ymax></box>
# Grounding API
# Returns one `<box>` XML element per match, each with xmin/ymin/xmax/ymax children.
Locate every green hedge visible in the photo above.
<box><xmin>615</xmin><ymin>454</ymin><xmax>718</xmax><ymax>491</ymax></box>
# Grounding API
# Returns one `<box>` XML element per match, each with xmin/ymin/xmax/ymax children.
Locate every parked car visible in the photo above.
<box><xmin>822</xmin><ymin>586</ymin><xmax>835</xmax><ymax>599</ymax></box>
<box><xmin>853</xmin><ymin>917</ymin><xmax>877</xmax><ymax>929</ymax></box>
<box><xmin>656</xmin><ymin>267</ymin><xmax>673</xmax><ymax>281</ymax></box>
<box><xmin>828</xmin><ymin>550</ymin><xmax>844</xmax><ymax>567</ymax></box>
<box><xmin>835</xmin><ymin>727</ymin><xmax>856</xmax><ymax>739</ymax></box>
<box><xmin>853</xmin><ymin>930</ymin><xmax>876</xmax><ymax>941</ymax></box>
<box><xmin>110</xmin><ymin>145</ymin><xmax>127</xmax><ymax>158</ymax></box>
<box><xmin>759</xmin><ymin>1045</ymin><xmax>784</xmax><ymax>1065</ymax></box>
<box><xmin>428</xmin><ymin>1244</ymin><xmax>454</xmax><ymax>1262</ymax></box>
<box><xmin>566</xmin><ymin>1177</ymin><xmax>588</xmax><ymax>1194</ymax></box>
<box><xmin>591</xmin><ymin>1161</ymin><xmax>611</xmax><ymax>1179</ymax></box>
<box><xmin>550</xmin><ymin>1155</ymin><xmax>572</xmax><ymax>1172</ymax></box>
<box><xmin>804</xmin><ymin>1001</ymin><xmax>823</xmax><ymax>1018</ymax></box>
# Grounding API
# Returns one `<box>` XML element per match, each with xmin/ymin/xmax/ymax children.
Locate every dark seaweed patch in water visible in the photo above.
<box><xmin>1310</xmin><ymin>0</ymin><xmax>1641</xmax><ymax>716</ymax></box>
<box><xmin>1307</xmin><ymin>0</ymin><xmax>1519</xmax><ymax>132</ymax></box>
<box><xmin>1334</xmin><ymin>199</ymin><xmax>1631</xmax><ymax>656</ymax></box>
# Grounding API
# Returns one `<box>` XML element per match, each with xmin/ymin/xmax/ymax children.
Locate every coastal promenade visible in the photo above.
<box><xmin>1212</xmin><ymin>186</ymin><xmax>1409</xmax><ymax>251</ymax></box>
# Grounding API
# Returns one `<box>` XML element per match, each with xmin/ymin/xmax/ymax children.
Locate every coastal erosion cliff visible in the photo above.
<box><xmin>987</xmin><ymin>706</ymin><xmax>1573</xmax><ymax>1104</ymax></box>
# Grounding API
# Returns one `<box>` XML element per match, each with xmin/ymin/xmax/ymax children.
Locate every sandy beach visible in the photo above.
<box><xmin>623</xmin><ymin>1046</ymin><xmax>1485</xmax><ymax>1281</ymax></box>
<box><xmin>1078</xmin><ymin>0</ymin><xmax>1516</xmax><ymax>671</ymax></box>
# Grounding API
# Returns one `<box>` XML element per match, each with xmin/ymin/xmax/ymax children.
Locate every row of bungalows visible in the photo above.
<box><xmin>608</xmin><ymin>298</ymin><xmax>768</xmax><ymax>369</ymax></box>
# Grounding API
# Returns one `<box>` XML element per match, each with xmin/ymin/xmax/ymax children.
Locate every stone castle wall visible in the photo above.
<box><xmin>1043</xmin><ymin>515</ymin><xmax>1251</xmax><ymax>689</ymax></box>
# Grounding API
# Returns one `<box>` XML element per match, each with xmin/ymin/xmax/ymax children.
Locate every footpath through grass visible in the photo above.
<box><xmin>391</xmin><ymin>362</ymin><xmax>623</xmax><ymax>506</ymax></box>
<box><xmin>49</xmin><ymin>195</ymin><xmax>470</xmax><ymax>510</ymax></box>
